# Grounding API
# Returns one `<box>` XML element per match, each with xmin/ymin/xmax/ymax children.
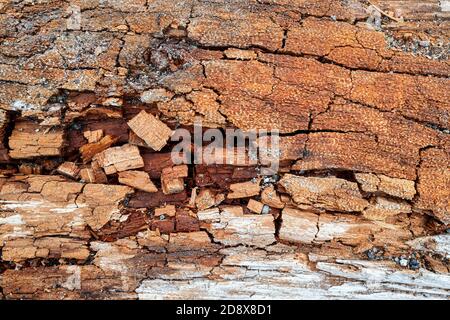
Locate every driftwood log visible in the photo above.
<box><xmin>0</xmin><ymin>0</ymin><xmax>449</xmax><ymax>299</ymax></box>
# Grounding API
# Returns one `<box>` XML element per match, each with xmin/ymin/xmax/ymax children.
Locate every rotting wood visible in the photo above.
<box><xmin>80</xmin><ymin>135</ymin><xmax>119</xmax><ymax>163</ymax></box>
<box><xmin>56</xmin><ymin>162</ymin><xmax>80</xmax><ymax>180</ymax></box>
<box><xmin>93</xmin><ymin>144</ymin><xmax>144</xmax><ymax>175</ymax></box>
<box><xmin>83</xmin><ymin>129</ymin><xmax>103</xmax><ymax>144</ymax></box>
<box><xmin>154</xmin><ymin>205</ymin><xmax>176</xmax><ymax>218</ymax></box>
<box><xmin>8</xmin><ymin>121</ymin><xmax>64</xmax><ymax>159</ymax></box>
<box><xmin>0</xmin><ymin>0</ymin><xmax>448</xmax><ymax>300</ymax></box>
<box><xmin>247</xmin><ymin>199</ymin><xmax>266</xmax><ymax>214</ymax></box>
<box><xmin>161</xmin><ymin>165</ymin><xmax>189</xmax><ymax>195</ymax></box>
<box><xmin>118</xmin><ymin>170</ymin><xmax>158</xmax><ymax>193</ymax></box>
<box><xmin>227</xmin><ymin>179</ymin><xmax>261</xmax><ymax>199</ymax></box>
<box><xmin>127</xmin><ymin>110</ymin><xmax>173</xmax><ymax>151</ymax></box>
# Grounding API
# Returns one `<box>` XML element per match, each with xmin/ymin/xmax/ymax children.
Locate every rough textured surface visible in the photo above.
<box><xmin>0</xmin><ymin>0</ymin><xmax>449</xmax><ymax>300</ymax></box>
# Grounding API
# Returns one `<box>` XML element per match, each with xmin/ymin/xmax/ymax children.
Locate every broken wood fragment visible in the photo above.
<box><xmin>57</xmin><ymin>162</ymin><xmax>80</xmax><ymax>179</ymax></box>
<box><xmin>93</xmin><ymin>144</ymin><xmax>144</xmax><ymax>175</ymax></box>
<box><xmin>118</xmin><ymin>170</ymin><xmax>158</xmax><ymax>193</ymax></box>
<box><xmin>279</xmin><ymin>174</ymin><xmax>368</xmax><ymax>212</ymax></box>
<box><xmin>79</xmin><ymin>161</ymin><xmax>108</xmax><ymax>184</ymax></box>
<box><xmin>247</xmin><ymin>199</ymin><xmax>266</xmax><ymax>214</ymax></box>
<box><xmin>227</xmin><ymin>179</ymin><xmax>261</xmax><ymax>199</ymax></box>
<box><xmin>355</xmin><ymin>173</ymin><xmax>416</xmax><ymax>200</ymax></box>
<box><xmin>127</xmin><ymin>110</ymin><xmax>173</xmax><ymax>151</ymax></box>
<box><xmin>261</xmin><ymin>185</ymin><xmax>285</xmax><ymax>209</ymax></box>
<box><xmin>195</xmin><ymin>189</ymin><xmax>225</xmax><ymax>210</ymax></box>
<box><xmin>18</xmin><ymin>163</ymin><xmax>42</xmax><ymax>175</ymax></box>
<box><xmin>161</xmin><ymin>165</ymin><xmax>189</xmax><ymax>195</ymax></box>
<box><xmin>80</xmin><ymin>135</ymin><xmax>119</xmax><ymax>163</ymax></box>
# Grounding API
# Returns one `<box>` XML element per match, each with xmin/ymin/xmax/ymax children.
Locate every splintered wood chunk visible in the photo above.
<box><xmin>83</xmin><ymin>129</ymin><xmax>103</xmax><ymax>143</ymax></box>
<box><xmin>80</xmin><ymin>135</ymin><xmax>118</xmax><ymax>163</ymax></box>
<box><xmin>161</xmin><ymin>176</ymin><xmax>185</xmax><ymax>195</ymax></box>
<box><xmin>261</xmin><ymin>185</ymin><xmax>285</xmax><ymax>209</ymax></box>
<box><xmin>127</xmin><ymin>110</ymin><xmax>173</xmax><ymax>151</ymax></box>
<box><xmin>118</xmin><ymin>170</ymin><xmax>158</xmax><ymax>193</ymax></box>
<box><xmin>57</xmin><ymin>162</ymin><xmax>80</xmax><ymax>179</ymax></box>
<box><xmin>8</xmin><ymin>121</ymin><xmax>64</xmax><ymax>159</ymax></box>
<box><xmin>195</xmin><ymin>189</ymin><xmax>225</xmax><ymax>210</ymax></box>
<box><xmin>93</xmin><ymin>144</ymin><xmax>144</xmax><ymax>175</ymax></box>
<box><xmin>227</xmin><ymin>179</ymin><xmax>261</xmax><ymax>199</ymax></box>
<box><xmin>161</xmin><ymin>165</ymin><xmax>189</xmax><ymax>195</ymax></box>
<box><xmin>154</xmin><ymin>205</ymin><xmax>176</xmax><ymax>218</ymax></box>
<box><xmin>247</xmin><ymin>199</ymin><xmax>265</xmax><ymax>214</ymax></box>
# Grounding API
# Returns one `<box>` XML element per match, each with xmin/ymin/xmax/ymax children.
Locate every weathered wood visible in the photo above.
<box><xmin>118</xmin><ymin>170</ymin><xmax>158</xmax><ymax>193</ymax></box>
<box><xmin>93</xmin><ymin>144</ymin><xmax>144</xmax><ymax>175</ymax></box>
<box><xmin>8</xmin><ymin>121</ymin><xmax>64</xmax><ymax>159</ymax></box>
<box><xmin>127</xmin><ymin>111</ymin><xmax>173</xmax><ymax>151</ymax></box>
<box><xmin>161</xmin><ymin>165</ymin><xmax>189</xmax><ymax>195</ymax></box>
<box><xmin>0</xmin><ymin>0</ymin><xmax>448</xmax><ymax>300</ymax></box>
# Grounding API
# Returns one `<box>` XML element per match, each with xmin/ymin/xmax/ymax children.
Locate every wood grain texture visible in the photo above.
<box><xmin>0</xmin><ymin>0</ymin><xmax>449</xmax><ymax>300</ymax></box>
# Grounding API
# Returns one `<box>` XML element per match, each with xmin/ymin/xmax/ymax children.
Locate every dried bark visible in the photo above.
<box><xmin>0</xmin><ymin>0</ymin><xmax>449</xmax><ymax>300</ymax></box>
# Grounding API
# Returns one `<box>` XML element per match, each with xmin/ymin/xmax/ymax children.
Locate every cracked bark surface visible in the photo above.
<box><xmin>0</xmin><ymin>0</ymin><xmax>449</xmax><ymax>299</ymax></box>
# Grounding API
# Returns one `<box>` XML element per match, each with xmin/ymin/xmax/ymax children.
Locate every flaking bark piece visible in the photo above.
<box><xmin>118</xmin><ymin>170</ymin><xmax>158</xmax><ymax>193</ymax></box>
<box><xmin>127</xmin><ymin>110</ymin><xmax>173</xmax><ymax>151</ymax></box>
